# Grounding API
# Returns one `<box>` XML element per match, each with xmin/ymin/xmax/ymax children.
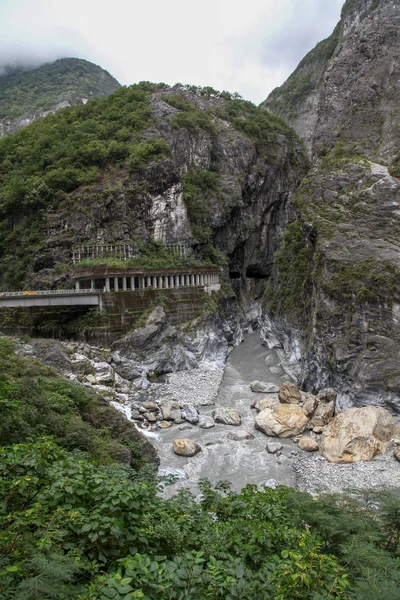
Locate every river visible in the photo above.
<box><xmin>149</xmin><ymin>332</ymin><xmax>300</xmax><ymax>495</ymax></box>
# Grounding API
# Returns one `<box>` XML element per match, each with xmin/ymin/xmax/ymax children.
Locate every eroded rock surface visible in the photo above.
<box><xmin>255</xmin><ymin>403</ymin><xmax>308</xmax><ymax>438</ymax></box>
<box><xmin>320</xmin><ymin>406</ymin><xmax>397</xmax><ymax>463</ymax></box>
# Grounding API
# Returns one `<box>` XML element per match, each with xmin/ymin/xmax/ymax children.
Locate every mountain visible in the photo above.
<box><xmin>0</xmin><ymin>83</ymin><xmax>307</xmax><ymax>294</ymax></box>
<box><xmin>262</xmin><ymin>0</ymin><xmax>400</xmax><ymax>411</ymax></box>
<box><xmin>0</xmin><ymin>57</ymin><xmax>121</xmax><ymax>137</ymax></box>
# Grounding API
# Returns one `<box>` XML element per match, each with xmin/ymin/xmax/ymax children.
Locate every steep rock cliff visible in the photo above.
<box><xmin>0</xmin><ymin>58</ymin><xmax>121</xmax><ymax>138</ymax></box>
<box><xmin>0</xmin><ymin>84</ymin><xmax>307</xmax><ymax>292</ymax></box>
<box><xmin>264</xmin><ymin>0</ymin><xmax>400</xmax><ymax>411</ymax></box>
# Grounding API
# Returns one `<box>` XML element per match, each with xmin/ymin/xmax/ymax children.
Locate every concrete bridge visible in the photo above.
<box><xmin>0</xmin><ymin>289</ymin><xmax>101</xmax><ymax>308</ymax></box>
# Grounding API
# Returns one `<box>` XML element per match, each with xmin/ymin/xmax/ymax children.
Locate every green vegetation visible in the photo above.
<box><xmin>78</xmin><ymin>240</ymin><xmax>214</xmax><ymax>269</ymax></box>
<box><xmin>264</xmin><ymin>23</ymin><xmax>341</xmax><ymax>118</ymax></box>
<box><xmin>0</xmin><ymin>58</ymin><xmax>120</xmax><ymax>119</ymax></box>
<box><xmin>163</xmin><ymin>94</ymin><xmax>215</xmax><ymax>133</ymax></box>
<box><xmin>0</xmin><ymin>82</ymin><xmax>166</xmax><ymax>289</ymax></box>
<box><xmin>0</xmin><ymin>337</ymin><xmax>153</xmax><ymax>469</ymax></box>
<box><xmin>267</xmin><ymin>220</ymin><xmax>314</xmax><ymax>324</ymax></box>
<box><xmin>325</xmin><ymin>258</ymin><xmax>400</xmax><ymax>306</ymax></box>
<box><xmin>1</xmin><ymin>437</ymin><xmax>400</xmax><ymax>598</ymax></box>
<box><xmin>182</xmin><ymin>170</ymin><xmax>222</xmax><ymax>243</ymax></box>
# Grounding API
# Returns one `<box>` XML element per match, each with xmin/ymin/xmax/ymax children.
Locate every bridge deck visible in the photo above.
<box><xmin>0</xmin><ymin>289</ymin><xmax>100</xmax><ymax>308</ymax></box>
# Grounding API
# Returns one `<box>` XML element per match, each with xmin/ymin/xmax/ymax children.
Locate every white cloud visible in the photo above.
<box><xmin>0</xmin><ymin>0</ymin><xmax>344</xmax><ymax>103</ymax></box>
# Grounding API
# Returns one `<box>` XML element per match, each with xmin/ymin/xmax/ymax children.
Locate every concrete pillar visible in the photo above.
<box><xmin>90</xmin><ymin>278</ymin><xmax>94</xmax><ymax>290</ymax></box>
<box><xmin>146</xmin><ymin>277</ymin><xmax>151</xmax><ymax>288</ymax></box>
<box><xmin>164</xmin><ymin>276</ymin><xmax>168</xmax><ymax>289</ymax></box>
<box><xmin>175</xmin><ymin>275</ymin><xmax>179</xmax><ymax>288</ymax></box>
<box><xmin>131</xmin><ymin>276</ymin><xmax>135</xmax><ymax>290</ymax></box>
<box><xmin>105</xmin><ymin>278</ymin><xmax>110</xmax><ymax>292</ymax></box>
<box><xmin>123</xmin><ymin>277</ymin><xmax>127</xmax><ymax>291</ymax></box>
<box><xmin>114</xmin><ymin>277</ymin><xmax>118</xmax><ymax>291</ymax></box>
<box><xmin>75</xmin><ymin>280</ymin><xmax>79</xmax><ymax>291</ymax></box>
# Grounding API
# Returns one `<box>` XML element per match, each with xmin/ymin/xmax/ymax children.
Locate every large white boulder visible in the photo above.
<box><xmin>320</xmin><ymin>406</ymin><xmax>397</xmax><ymax>463</ymax></box>
<box><xmin>255</xmin><ymin>404</ymin><xmax>309</xmax><ymax>438</ymax></box>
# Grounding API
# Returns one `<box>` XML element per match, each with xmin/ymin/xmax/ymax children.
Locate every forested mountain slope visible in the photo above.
<box><xmin>0</xmin><ymin>57</ymin><xmax>121</xmax><ymax>137</ymax></box>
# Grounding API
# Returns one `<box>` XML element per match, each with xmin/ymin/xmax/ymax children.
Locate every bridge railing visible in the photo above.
<box><xmin>0</xmin><ymin>289</ymin><xmax>101</xmax><ymax>298</ymax></box>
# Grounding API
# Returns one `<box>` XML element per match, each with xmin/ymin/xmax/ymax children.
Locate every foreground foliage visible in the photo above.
<box><xmin>0</xmin><ymin>436</ymin><xmax>399</xmax><ymax>598</ymax></box>
<box><xmin>0</xmin><ymin>340</ymin><xmax>398</xmax><ymax>598</ymax></box>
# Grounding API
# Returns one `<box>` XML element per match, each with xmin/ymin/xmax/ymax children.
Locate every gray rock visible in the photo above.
<box><xmin>143</xmin><ymin>401</ymin><xmax>159</xmax><ymax>412</ymax></box>
<box><xmin>181</xmin><ymin>404</ymin><xmax>199</xmax><ymax>424</ymax></box>
<box><xmin>161</xmin><ymin>401</ymin><xmax>182</xmax><ymax>422</ymax></box>
<box><xmin>266</xmin><ymin>442</ymin><xmax>283</xmax><ymax>454</ymax></box>
<box><xmin>278</xmin><ymin>382</ymin><xmax>302</xmax><ymax>404</ymax></box>
<box><xmin>143</xmin><ymin>412</ymin><xmax>157</xmax><ymax>423</ymax></box>
<box><xmin>199</xmin><ymin>417</ymin><xmax>215</xmax><ymax>429</ymax></box>
<box><xmin>213</xmin><ymin>407</ymin><xmax>242</xmax><ymax>426</ymax></box>
<box><xmin>250</xmin><ymin>381</ymin><xmax>280</xmax><ymax>393</ymax></box>
<box><xmin>264</xmin><ymin>479</ymin><xmax>279</xmax><ymax>489</ymax></box>
<box><xmin>227</xmin><ymin>430</ymin><xmax>254</xmax><ymax>441</ymax></box>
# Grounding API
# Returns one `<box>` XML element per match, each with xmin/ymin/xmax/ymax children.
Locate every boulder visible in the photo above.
<box><xmin>320</xmin><ymin>406</ymin><xmax>397</xmax><ymax>463</ymax></box>
<box><xmin>250</xmin><ymin>381</ymin><xmax>279</xmax><ymax>394</ymax></box>
<box><xmin>227</xmin><ymin>430</ymin><xmax>254</xmax><ymax>441</ymax></box>
<box><xmin>181</xmin><ymin>404</ymin><xmax>199</xmax><ymax>424</ymax></box>
<box><xmin>252</xmin><ymin>397</ymin><xmax>278</xmax><ymax>412</ymax></box>
<box><xmin>161</xmin><ymin>401</ymin><xmax>182</xmax><ymax>422</ymax></box>
<box><xmin>93</xmin><ymin>362</ymin><xmax>115</xmax><ymax>385</ymax></box>
<box><xmin>278</xmin><ymin>382</ymin><xmax>302</xmax><ymax>404</ymax></box>
<box><xmin>302</xmin><ymin>393</ymin><xmax>318</xmax><ymax>417</ymax></box>
<box><xmin>264</xmin><ymin>479</ymin><xmax>279</xmax><ymax>489</ymax></box>
<box><xmin>298</xmin><ymin>436</ymin><xmax>319</xmax><ymax>452</ymax></box>
<box><xmin>173</xmin><ymin>439</ymin><xmax>201</xmax><ymax>457</ymax></box>
<box><xmin>213</xmin><ymin>407</ymin><xmax>242</xmax><ymax>426</ymax></box>
<box><xmin>143</xmin><ymin>401</ymin><xmax>159</xmax><ymax>412</ymax></box>
<box><xmin>158</xmin><ymin>420</ymin><xmax>172</xmax><ymax>429</ymax></box>
<box><xmin>255</xmin><ymin>404</ymin><xmax>309</xmax><ymax>438</ymax></box>
<box><xmin>266</xmin><ymin>442</ymin><xmax>283</xmax><ymax>454</ymax></box>
<box><xmin>199</xmin><ymin>417</ymin><xmax>215</xmax><ymax>429</ymax></box>
<box><xmin>143</xmin><ymin>412</ymin><xmax>157</xmax><ymax>423</ymax></box>
<box><xmin>310</xmin><ymin>389</ymin><xmax>337</xmax><ymax>428</ymax></box>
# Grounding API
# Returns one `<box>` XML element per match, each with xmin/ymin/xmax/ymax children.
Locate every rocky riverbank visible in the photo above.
<box><xmin>15</xmin><ymin>330</ymin><xmax>400</xmax><ymax>497</ymax></box>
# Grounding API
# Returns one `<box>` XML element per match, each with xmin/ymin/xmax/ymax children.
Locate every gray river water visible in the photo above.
<box><xmin>149</xmin><ymin>332</ymin><xmax>300</xmax><ymax>496</ymax></box>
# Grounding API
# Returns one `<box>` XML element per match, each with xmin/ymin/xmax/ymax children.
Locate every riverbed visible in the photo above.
<box><xmin>143</xmin><ymin>332</ymin><xmax>300</xmax><ymax>495</ymax></box>
<box><xmin>138</xmin><ymin>332</ymin><xmax>400</xmax><ymax>496</ymax></box>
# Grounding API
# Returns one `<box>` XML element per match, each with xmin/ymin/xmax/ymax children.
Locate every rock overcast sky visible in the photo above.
<box><xmin>0</xmin><ymin>0</ymin><xmax>343</xmax><ymax>103</ymax></box>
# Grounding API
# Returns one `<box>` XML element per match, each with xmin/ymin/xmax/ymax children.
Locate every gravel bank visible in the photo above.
<box><xmin>142</xmin><ymin>366</ymin><xmax>224</xmax><ymax>407</ymax></box>
<box><xmin>293</xmin><ymin>446</ymin><xmax>400</xmax><ymax>494</ymax></box>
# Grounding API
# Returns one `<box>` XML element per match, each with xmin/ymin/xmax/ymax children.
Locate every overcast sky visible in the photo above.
<box><xmin>0</xmin><ymin>0</ymin><xmax>344</xmax><ymax>104</ymax></box>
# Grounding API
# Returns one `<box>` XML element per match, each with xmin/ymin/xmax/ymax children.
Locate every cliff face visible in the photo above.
<box><xmin>0</xmin><ymin>58</ymin><xmax>121</xmax><ymax>138</ymax></box>
<box><xmin>0</xmin><ymin>84</ymin><xmax>307</xmax><ymax>292</ymax></box>
<box><xmin>264</xmin><ymin>0</ymin><xmax>400</xmax><ymax>411</ymax></box>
